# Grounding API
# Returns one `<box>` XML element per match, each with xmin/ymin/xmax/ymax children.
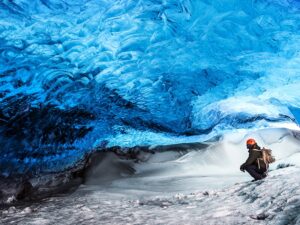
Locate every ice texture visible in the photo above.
<box><xmin>1</xmin><ymin>0</ymin><xmax>300</xmax><ymax>174</ymax></box>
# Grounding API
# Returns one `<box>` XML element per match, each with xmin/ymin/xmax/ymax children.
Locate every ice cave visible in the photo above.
<box><xmin>0</xmin><ymin>0</ymin><xmax>300</xmax><ymax>224</ymax></box>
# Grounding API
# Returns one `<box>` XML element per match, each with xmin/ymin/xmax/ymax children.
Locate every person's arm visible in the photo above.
<box><xmin>240</xmin><ymin>150</ymin><xmax>259</xmax><ymax>170</ymax></box>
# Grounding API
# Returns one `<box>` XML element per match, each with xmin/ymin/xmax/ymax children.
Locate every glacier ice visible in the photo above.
<box><xmin>1</xmin><ymin>0</ymin><xmax>300</xmax><ymax>175</ymax></box>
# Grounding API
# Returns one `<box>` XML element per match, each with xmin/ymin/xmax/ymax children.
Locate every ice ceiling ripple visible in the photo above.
<box><xmin>1</xmin><ymin>0</ymin><xmax>300</xmax><ymax>175</ymax></box>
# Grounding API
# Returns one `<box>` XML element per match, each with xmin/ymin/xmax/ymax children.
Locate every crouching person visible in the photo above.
<box><xmin>240</xmin><ymin>139</ymin><xmax>267</xmax><ymax>181</ymax></box>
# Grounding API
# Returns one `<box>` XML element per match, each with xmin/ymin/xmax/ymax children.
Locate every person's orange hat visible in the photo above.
<box><xmin>246</xmin><ymin>138</ymin><xmax>256</xmax><ymax>145</ymax></box>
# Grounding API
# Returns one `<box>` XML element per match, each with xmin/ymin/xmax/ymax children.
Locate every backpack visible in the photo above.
<box><xmin>258</xmin><ymin>148</ymin><xmax>275</xmax><ymax>170</ymax></box>
<box><xmin>262</xmin><ymin>148</ymin><xmax>275</xmax><ymax>164</ymax></box>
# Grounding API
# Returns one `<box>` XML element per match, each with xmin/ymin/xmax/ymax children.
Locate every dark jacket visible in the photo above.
<box><xmin>240</xmin><ymin>149</ymin><xmax>266</xmax><ymax>170</ymax></box>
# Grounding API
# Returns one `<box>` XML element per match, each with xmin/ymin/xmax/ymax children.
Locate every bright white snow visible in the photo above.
<box><xmin>1</xmin><ymin>127</ymin><xmax>300</xmax><ymax>225</ymax></box>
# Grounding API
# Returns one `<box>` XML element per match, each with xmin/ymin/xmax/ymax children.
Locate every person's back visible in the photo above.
<box><xmin>240</xmin><ymin>139</ymin><xmax>267</xmax><ymax>181</ymax></box>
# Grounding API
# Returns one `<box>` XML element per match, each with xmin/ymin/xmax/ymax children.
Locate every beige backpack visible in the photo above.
<box><xmin>262</xmin><ymin>148</ymin><xmax>276</xmax><ymax>164</ymax></box>
<box><xmin>259</xmin><ymin>148</ymin><xmax>275</xmax><ymax>170</ymax></box>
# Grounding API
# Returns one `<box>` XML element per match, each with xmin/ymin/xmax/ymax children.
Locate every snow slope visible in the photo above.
<box><xmin>1</xmin><ymin>127</ymin><xmax>299</xmax><ymax>224</ymax></box>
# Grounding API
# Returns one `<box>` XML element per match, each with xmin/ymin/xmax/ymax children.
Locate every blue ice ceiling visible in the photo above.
<box><xmin>1</xmin><ymin>0</ymin><xmax>300</xmax><ymax>175</ymax></box>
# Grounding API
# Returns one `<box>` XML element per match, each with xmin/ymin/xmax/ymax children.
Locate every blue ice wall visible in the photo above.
<box><xmin>1</xmin><ymin>0</ymin><xmax>300</xmax><ymax>175</ymax></box>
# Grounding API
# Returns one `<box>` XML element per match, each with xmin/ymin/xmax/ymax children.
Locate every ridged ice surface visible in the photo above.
<box><xmin>1</xmin><ymin>0</ymin><xmax>300</xmax><ymax>174</ymax></box>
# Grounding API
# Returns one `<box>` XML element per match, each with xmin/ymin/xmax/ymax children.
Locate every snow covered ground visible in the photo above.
<box><xmin>1</xmin><ymin>127</ymin><xmax>300</xmax><ymax>225</ymax></box>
